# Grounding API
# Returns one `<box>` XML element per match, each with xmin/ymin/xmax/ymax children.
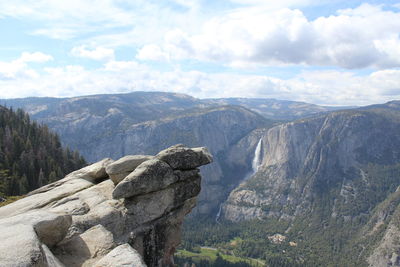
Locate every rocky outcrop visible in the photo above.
<box><xmin>0</xmin><ymin>145</ymin><xmax>212</xmax><ymax>267</ymax></box>
<box><xmin>106</xmin><ymin>155</ymin><xmax>154</xmax><ymax>185</ymax></box>
<box><xmin>75</xmin><ymin>106</ymin><xmax>266</xmax><ymax>215</ymax></box>
<box><xmin>3</xmin><ymin>92</ymin><xmax>271</xmax><ymax>215</ymax></box>
<box><xmin>95</xmin><ymin>244</ymin><xmax>146</xmax><ymax>267</ymax></box>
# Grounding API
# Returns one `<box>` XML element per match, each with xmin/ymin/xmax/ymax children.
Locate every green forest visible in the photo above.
<box><xmin>0</xmin><ymin>105</ymin><xmax>86</xmax><ymax>197</ymax></box>
<box><xmin>180</xmin><ymin>217</ymin><xmax>311</xmax><ymax>267</ymax></box>
<box><xmin>180</xmin><ymin>161</ymin><xmax>400</xmax><ymax>267</ymax></box>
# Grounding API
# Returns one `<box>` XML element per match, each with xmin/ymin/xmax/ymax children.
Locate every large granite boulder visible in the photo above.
<box><xmin>0</xmin><ymin>145</ymin><xmax>212</xmax><ymax>267</ymax></box>
<box><xmin>113</xmin><ymin>145</ymin><xmax>212</xmax><ymax>199</ymax></box>
<box><xmin>112</xmin><ymin>159</ymin><xmax>177</xmax><ymax>199</ymax></box>
<box><xmin>54</xmin><ymin>224</ymin><xmax>115</xmax><ymax>266</ymax></box>
<box><xmin>105</xmin><ymin>155</ymin><xmax>153</xmax><ymax>185</ymax></box>
<box><xmin>156</xmin><ymin>144</ymin><xmax>213</xmax><ymax>170</ymax></box>
<box><xmin>0</xmin><ymin>224</ymin><xmax>46</xmax><ymax>266</ymax></box>
<box><xmin>94</xmin><ymin>244</ymin><xmax>146</xmax><ymax>267</ymax></box>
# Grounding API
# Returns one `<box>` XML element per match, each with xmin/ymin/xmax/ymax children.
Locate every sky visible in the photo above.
<box><xmin>0</xmin><ymin>0</ymin><xmax>400</xmax><ymax>105</ymax></box>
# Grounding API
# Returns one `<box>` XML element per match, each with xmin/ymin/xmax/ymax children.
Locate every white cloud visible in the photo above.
<box><xmin>0</xmin><ymin>58</ymin><xmax>399</xmax><ymax>106</ymax></box>
<box><xmin>0</xmin><ymin>0</ymin><xmax>205</xmax><ymax>46</ymax></box>
<box><xmin>172</xmin><ymin>0</ymin><xmax>200</xmax><ymax>9</ymax></box>
<box><xmin>136</xmin><ymin>44</ymin><xmax>169</xmax><ymax>61</ymax></box>
<box><xmin>0</xmin><ymin>1</ymin><xmax>399</xmax><ymax>106</ymax></box>
<box><xmin>32</xmin><ymin>28</ymin><xmax>79</xmax><ymax>40</ymax></box>
<box><xmin>0</xmin><ymin>60</ymin><xmax>34</xmax><ymax>80</ymax></box>
<box><xmin>0</xmin><ymin>52</ymin><xmax>52</xmax><ymax>80</ymax></box>
<box><xmin>0</xmin><ymin>0</ymin><xmax>135</xmax><ymax>39</ymax></box>
<box><xmin>19</xmin><ymin>52</ymin><xmax>53</xmax><ymax>63</ymax></box>
<box><xmin>228</xmin><ymin>0</ymin><xmax>312</xmax><ymax>9</ymax></box>
<box><xmin>142</xmin><ymin>4</ymin><xmax>400</xmax><ymax>69</ymax></box>
<box><xmin>3</xmin><ymin>1</ymin><xmax>399</xmax><ymax>70</ymax></box>
<box><xmin>71</xmin><ymin>46</ymin><xmax>115</xmax><ymax>61</ymax></box>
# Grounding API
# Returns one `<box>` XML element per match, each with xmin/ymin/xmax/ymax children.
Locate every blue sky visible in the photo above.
<box><xmin>0</xmin><ymin>0</ymin><xmax>399</xmax><ymax>105</ymax></box>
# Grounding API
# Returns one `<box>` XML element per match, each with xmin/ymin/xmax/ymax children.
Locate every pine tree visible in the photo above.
<box><xmin>38</xmin><ymin>169</ymin><xmax>46</xmax><ymax>188</ymax></box>
<box><xmin>0</xmin><ymin>106</ymin><xmax>87</xmax><ymax>197</ymax></box>
<box><xmin>19</xmin><ymin>174</ymin><xmax>29</xmax><ymax>195</ymax></box>
<box><xmin>48</xmin><ymin>171</ymin><xmax>58</xmax><ymax>183</ymax></box>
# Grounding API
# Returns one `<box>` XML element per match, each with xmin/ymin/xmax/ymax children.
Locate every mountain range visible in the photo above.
<box><xmin>2</xmin><ymin>92</ymin><xmax>343</xmax><ymax>214</ymax></box>
<box><xmin>4</xmin><ymin>92</ymin><xmax>400</xmax><ymax>266</ymax></box>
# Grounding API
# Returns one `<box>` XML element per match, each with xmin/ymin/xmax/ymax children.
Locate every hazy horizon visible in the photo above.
<box><xmin>0</xmin><ymin>90</ymin><xmax>367</xmax><ymax>107</ymax></box>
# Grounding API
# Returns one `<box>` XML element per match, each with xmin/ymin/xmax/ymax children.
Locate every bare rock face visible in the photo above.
<box><xmin>222</xmin><ymin>107</ymin><xmax>400</xmax><ymax>222</ymax></box>
<box><xmin>112</xmin><ymin>159</ymin><xmax>178</xmax><ymax>199</ymax></box>
<box><xmin>156</xmin><ymin>144</ymin><xmax>213</xmax><ymax>170</ymax></box>
<box><xmin>0</xmin><ymin>145</ymin><xmax>212</xmax><ymax>267</ymax></box>
<box><xmin>106</xmin><ymin>155</ymin><xmax>154</xmax><ymax>185</ymax></box>
<box><xmin>95</xmin><ymin>244</ymin><xmax>146</xmax><ymax>267</ymax></box>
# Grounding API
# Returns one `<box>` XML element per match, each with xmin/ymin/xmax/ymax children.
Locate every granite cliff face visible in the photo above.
<box><xmin>0</xmin><ymin>145</ymin><xmax>212</xmax><ymax>267</ymax></box>
<box><xmin>220</xmin><ymin>101</ymin><xmax>400</xmax><ymax>266</ymax></box>
<box><xmin>223</xmin><ymin>102</ymin><xmax>400</xmax><ymax>221</ymax></box>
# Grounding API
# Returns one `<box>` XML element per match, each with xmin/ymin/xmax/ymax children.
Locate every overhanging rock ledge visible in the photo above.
<box><xmin>0</xmin><ymin>144</ymin><xmax>212</xmax><ymax>267</ymax></box>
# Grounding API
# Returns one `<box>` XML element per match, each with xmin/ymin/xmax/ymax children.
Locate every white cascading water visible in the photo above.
<box><xmin>215</xmin><ymin>204</ymin><xmax>223</xmax><ymax>223</ymax></box>
<box><xmin>215</xmin><ymin>138</ymin><xmax>264</xmax><ymax>223</ymax></box>
<box><xmin>251</xmin><ymin>138</ymin><xmax>263</xmax><ymax>173</ymax></box>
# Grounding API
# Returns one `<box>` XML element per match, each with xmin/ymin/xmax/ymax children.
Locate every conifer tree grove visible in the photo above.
<box><xmin>0</xmin><ymin>106</ymin><xmax>86</xmax><ymax>197</ymax></box>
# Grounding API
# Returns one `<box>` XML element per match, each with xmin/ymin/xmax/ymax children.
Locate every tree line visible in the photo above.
<box><xmin>0</xmin><ymin>106</ymin><xmax>86</xmax><ymax>197</ymax></box>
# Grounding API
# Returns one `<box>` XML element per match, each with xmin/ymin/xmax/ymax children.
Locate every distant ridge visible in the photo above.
<box><xmin>2</xmin><ymin>91</ymin><xmax>353</xmax><ymax>121</ymax></box>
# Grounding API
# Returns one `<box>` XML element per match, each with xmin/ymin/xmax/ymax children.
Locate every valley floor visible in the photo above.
<box><xmin>175</xmin><ymin>247</ymin><xmax>264</xmax><ymax>267</ymax></box>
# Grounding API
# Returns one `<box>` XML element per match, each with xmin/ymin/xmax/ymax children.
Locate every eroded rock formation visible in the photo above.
<box><xmin>0</xmin><ymin>144</ymin><xmax>212</xmax><ymax>267</ymax></box>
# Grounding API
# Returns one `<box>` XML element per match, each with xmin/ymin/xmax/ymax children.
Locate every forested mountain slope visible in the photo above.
<box><xmin>0</xmin><ymin>106</ymin><xmax>86</xmax><ymax>197</ymax></box>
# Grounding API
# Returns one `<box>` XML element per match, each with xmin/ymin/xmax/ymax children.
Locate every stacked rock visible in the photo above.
<box><xmin>0</xmin><ymin>145</ymin><xmax>212</xmax><ymax>267</ymax></box>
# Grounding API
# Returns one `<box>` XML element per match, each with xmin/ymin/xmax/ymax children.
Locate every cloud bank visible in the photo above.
<box><xmin>138</xmin><ymin>4</ymin><xmax>400</xmax><ymax>69</ymax></box>
<box><xmin>0</xmin><ymin>1</ymin><xmax>399</xmax><ymax>106</ymax></box>
<box><xmin>0</xmin><ymin>55</ymin><xmax>399</xmax><ymax>106</ymax></box>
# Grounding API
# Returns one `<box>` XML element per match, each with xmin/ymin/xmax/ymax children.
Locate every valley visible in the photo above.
<box><xmin>3</xmin><ymin>92</ymin><xmax>400</xmax><ymax>266</ymax></box>
<box><xmin>3</xmin><ymin>1</ymin><xmax>400</xmax><ymax>266</ymax></box>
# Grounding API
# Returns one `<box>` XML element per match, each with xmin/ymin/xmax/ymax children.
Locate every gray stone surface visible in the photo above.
<box><xmin>0</xmin><ymin>224</ymin><xmax>45</xmax><ymax>267</ymax></box>
<box><xmin>0</xmin><ymin>159</ymin><xmax>114</xmax><ymax>220</ymax></box>
<box><xmin>173</xmin><ymin>169</ymin><xmax>200</xmax><ymax>182</ymax></box>
<box><xmin>0</xmin><ymin>178</ymin><xmax>93</xmax><ymax>219</ymax></box>
<box><xmin>0</xmin><ymin>210</ymin><xmax>72</xmax><ymax>247</ymax></box>
<box><xmin>42</xmin><ymin>244</ymin><xmax>65</xmax><ymax>267</ymax></box>
<box><xmin>106</xmin><ymin>155</ymin><xmax>153</xmax><ymax>185</ymax></box>
<box><xmin>94</xmin><ymin>244</ymin><xmax>146</xmax><ymax>267</ymax></box>
<box><xmin>125</xmin><ymin>177</ymin><xmax>201</xmax><ymax>225</ymax></box>
<box><xmin>0</xmin><ymin>145</ymin><xmax>212</xmax><ymax>267</ymax></box>
<box><xmin>67</xmin><ymin>158</ymin><xmax>114</xmax><ymax>182</ymax></box>
<box><xmin>156</xmin><ymin>145</ymin><xmax>212</xmax><ymax>170</ymax></box>
<box><xmin>55</xmin><ymin>224</ymin><xmax>115</xmax><ymax>267</ymax></box>
<box><xmin>112</xmin><ymin>159</ymin><xmax>177</xmax><ymax>199</ymax></box>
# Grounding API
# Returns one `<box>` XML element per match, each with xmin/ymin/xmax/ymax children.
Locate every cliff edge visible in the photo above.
<box><xmin>0</xmin><ymin>144</ymin><xmax>212</xmax><ymax>267</ymax></box>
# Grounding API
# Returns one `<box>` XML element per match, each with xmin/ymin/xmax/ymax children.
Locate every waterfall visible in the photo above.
<box><xmin>251</xmin><ymin>138</ymin><xmax>263</xmax><ymax>173</ymax></box>
<box><xmin>215</xmin><ymin>203</ymin><xmax>223</xmax><ymax>224</ymax></box>
<box><xmin>215</xmin><ymin>138</ymin><xmax>264</xmax><ymax>223</ymax></box>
